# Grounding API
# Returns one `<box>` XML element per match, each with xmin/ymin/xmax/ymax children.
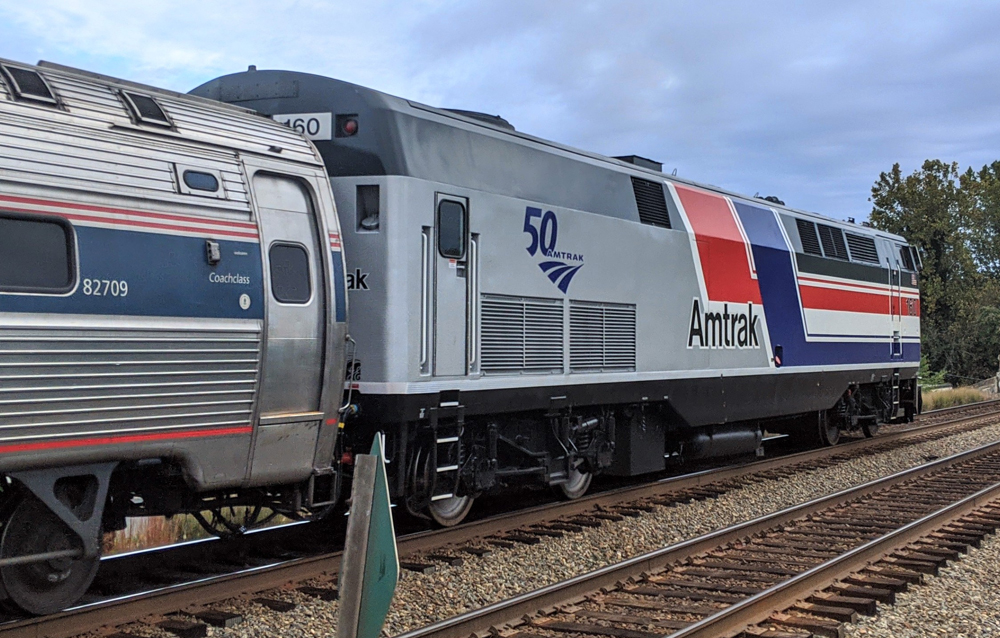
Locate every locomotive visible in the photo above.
<box><xmin>192</xmin><ymin>69</ymin><xmax>921</xmax><ymax>527</ymax></box>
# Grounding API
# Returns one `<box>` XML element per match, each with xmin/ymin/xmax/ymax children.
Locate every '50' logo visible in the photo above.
<box><xmin>522</xmin><ymin>207</ymin><xmax>583</xmax><ymax>293</ymax></box>
<box><xmin>523</xmin><ymin>207</ymin><xmax>558</xmax><ymax>256</ymax></box>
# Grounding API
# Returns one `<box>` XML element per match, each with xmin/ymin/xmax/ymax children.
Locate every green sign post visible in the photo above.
<box><xmin>337</xmin><ymin>434</ymin><xmax>399</xmax><ymax>638</ymax></box>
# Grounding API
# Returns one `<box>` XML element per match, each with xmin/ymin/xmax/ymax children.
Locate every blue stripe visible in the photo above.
<box><xmin>331</xmin><ymin>250</ymin><xmax>346</xmax><ymax>322</ymax></box>
<box><xmin>1</xmin><ymin>226</ymin><xmax>264</xmax><ymax>319</ymax></box>
<box><xmin>732</xmin><ymin>201</ymin><xmax>919</xmax><ymax>366</ymax></box>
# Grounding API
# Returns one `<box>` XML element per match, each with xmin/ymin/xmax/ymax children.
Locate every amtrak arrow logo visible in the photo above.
<box><xmin>523</xmin><ymin>206</ymin><xmax>584</xmax><ymax>294</ymax></box>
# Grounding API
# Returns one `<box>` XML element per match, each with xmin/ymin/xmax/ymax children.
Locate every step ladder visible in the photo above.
<box><xmin>891</xmin><ymin>370</ymin><xmax>901</xmax><ymax>418</ymax></box>
<box><xmin>428</xmin><ymin>404</ymin><xmax>465</xmax><ymax>502</ymax></box>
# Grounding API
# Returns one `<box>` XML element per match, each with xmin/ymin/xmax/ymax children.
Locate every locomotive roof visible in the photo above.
<box><xmin>0</xmin><ymin>58</ymin><xmax>324</xmax><ymax>167</ymax></box>
<box><xmin>191</xmin><ymin>69</ymin><xmax>906</xmax><ymax>243</ymax></box>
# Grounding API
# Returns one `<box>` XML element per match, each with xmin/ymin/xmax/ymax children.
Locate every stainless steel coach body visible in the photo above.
<box><xmin>193</xmin><ymin>70</ymin><xmax>920</xmax><ymax>525</ymax></box>
<box><xmin>0</xmin><ymin>61</ymin><xmax>347</xmax><ymax>508</ymax></box>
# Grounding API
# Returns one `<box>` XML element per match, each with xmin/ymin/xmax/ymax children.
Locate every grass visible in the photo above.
<box><xmin>103</xmin><ymin>514</ymin><xmax>210</xmax><ymax>554</ymax></box>
<box><xmin>921</xmin><ymin>386</ymin><xmax>988</xmax><ymax>411</ymax></box>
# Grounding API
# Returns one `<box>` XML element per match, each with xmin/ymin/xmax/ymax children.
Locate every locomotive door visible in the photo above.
<box><xmin>251</xmin><ymin>173</ymin><xmax>326</xmax><ymax>482</ymax></box>
<box><xmin>433</xmin><ymin>194</ymin><xmax>470</xmax><ymax>376</ymax></box>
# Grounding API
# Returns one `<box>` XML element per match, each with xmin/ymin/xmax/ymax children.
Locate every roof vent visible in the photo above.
<box><xmin>120</xmin><ymin>90</ymin><xmax>172</xmax><ymax>127</ymax></box>
<box><xmin>631</xmin><ymin>176</ymin><xmax>671</xmax><ymax>228</ymax></box>
<box><xmin>614</xmin><ymin>155</ymin><xmax>662</xmax><ymax>172</ymax></box>
<box><xmin>0</xmin><ymin>64</ymin><xmax>57</xmax><ymax>104</ymax></box>
<box><xmin>443</xmin><ymin>109</ymin><xmax>515</xmax><ymax>131</ymax></box>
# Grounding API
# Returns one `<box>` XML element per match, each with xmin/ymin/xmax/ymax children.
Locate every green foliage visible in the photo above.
<box><xmin>918</xmin><ymin>354</ymin><xmax>948</xmax><ymax>386</ymax></box>
<box><xmin>870</xmin><ymin>160</ymin><xmax>1000</xmax><ymax>382</ymax></box>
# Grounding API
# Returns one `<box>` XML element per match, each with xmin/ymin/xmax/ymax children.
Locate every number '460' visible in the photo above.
<box><xmin>523</xmin><ymin>207</ymin><xmax>558</xmax><ymax>256</ymax></box>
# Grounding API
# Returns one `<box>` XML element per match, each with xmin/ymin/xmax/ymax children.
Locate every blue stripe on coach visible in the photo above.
<box><xmin>1</xmin><ymin>225</ymin><xmax>265</xmax><ymax>319</ymax></box>
<box><xmin>732</xmin><ymin>201</ymin><xmax>919</xmax><ymax>366</ymax></box>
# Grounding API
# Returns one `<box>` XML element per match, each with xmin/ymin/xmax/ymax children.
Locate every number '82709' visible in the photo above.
<box><xmin>81</xmin><ymin>278</ymin><xmax>128</xmax><ymax>297</ymax></box>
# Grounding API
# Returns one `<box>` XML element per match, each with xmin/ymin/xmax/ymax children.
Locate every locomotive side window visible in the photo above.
<box><xmin>899</xmin><ymin>245</ymin><xmax>915</xmax><ymax>270</ymax></box>
<box><xmin>0</xmin><ymin>213</ymin><xmax>75</xmax><ymax>293</ymax></box>
<box><xmin>269</xmin><ymin>242</ymin><xmax>311</xmax><ymax>303</ymax></box>
<box><xmin>437</xmin><ymin>200</ymin><xmax>466</xmax><ymax>259</ymax></box>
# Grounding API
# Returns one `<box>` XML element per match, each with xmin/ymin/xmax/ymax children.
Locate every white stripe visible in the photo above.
<box><xmin>354</xmin><ymin>361</ymin><xmax>918</xmax><ymax>396</ymax></box>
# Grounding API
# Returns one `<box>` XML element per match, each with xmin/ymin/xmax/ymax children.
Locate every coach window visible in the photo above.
<box><xmin>0</xmin><ymin>213</ymin><xmax>75</xmax><ymax>293</ymax></box>
<box><xmin>269</xmin><ymin>243</ymin><xmax>312</xmax><ymax>304</ymax></box>
<box><xmin>437</xmin><ymin>200</ymin><xmax>466</xmax><ymax>259</ymax></box>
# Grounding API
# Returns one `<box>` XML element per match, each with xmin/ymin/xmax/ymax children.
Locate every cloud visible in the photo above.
<box><xmin>3</xmin><ymin>1</ymin><xmax>1000</xmax><ymax>218</ymax></box>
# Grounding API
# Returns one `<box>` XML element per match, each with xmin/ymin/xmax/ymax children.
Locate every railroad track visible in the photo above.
<box><xmin>399</xmin><ymin>438</ymin><xmax>1000</xmax><ymax>638</ymax></box>
<box><xmin>4</xmin><ymin>399</ymin><xmax>999</xmax><ymax>638</ymax></box>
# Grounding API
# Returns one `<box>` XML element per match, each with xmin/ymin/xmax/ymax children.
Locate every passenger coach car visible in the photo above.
<box><xmin>194</xmin><ymin>69</ymin><xmax>922</xmax><ymax>527</ymax></box>
<box><xmin>0</xmin><ymin>60</ymin><xmax>348</xmax><ymax>613</ymax></box>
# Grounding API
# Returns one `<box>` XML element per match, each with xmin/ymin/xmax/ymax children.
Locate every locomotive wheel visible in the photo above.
<box><xmin>0</xmin><ymin>496</ymin><xmax>100</xmax><ymax>615</ymax></box>
<box><xmin>556</xmin><ymin>466</ymin><xmax>592</xmax><ymax>500</ymax></box>
<box><xmin>428</xmin><ymin>495</ymin><xmax>473</xmax><ymax>527</ymax></box>
<box><xmin>862</xmin><ymin>421</ymin><xmax>880</xmax><ymax>437</ymax></box>
<box><xmin>193</xmin><ymin>505</ymin><xmax>278</xmax><ymax>539</ymax></box>
<box><xmin>817</xmin><ymin>411</ymin><xmax>840</xmax><ymax>446</ymax></box>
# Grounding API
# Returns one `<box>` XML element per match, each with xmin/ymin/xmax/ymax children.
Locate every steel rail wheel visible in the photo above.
<box><xmin>0</xmin><ymin>496</ymin><xmax>99</xmax><ymax>616</ymax></box>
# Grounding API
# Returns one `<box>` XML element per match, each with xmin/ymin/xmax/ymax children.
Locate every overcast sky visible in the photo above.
<box><xmin>2</xmin><ymin>1</ymin><xmax>997</xmax><ymax>219</ymax></box>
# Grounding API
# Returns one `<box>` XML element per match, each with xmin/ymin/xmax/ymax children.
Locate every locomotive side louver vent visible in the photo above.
<box><xmin>846</xmin><ymin>232</ymin><xmax>880</xmax><ymax>263</ymax></box>
<box><xmin>631</xmin><ymin>176</ymin><xmax>671</xmax><ymax>228</ymax></box>
<box><xmin>481</xmin><ymin>294</ymin><xmax>563</xmax><ymax>374</ymax></box>
<box><xmin>818</xmin><ymin>223</ymin><xmax>849</xmax><ymax>260</ymax></box>
<box><xmin>570</xmin><ymin>301</ymin><xmax>636</xmax><ymax>372</ymax></box>
<box><xmin>796</xmin><ymin>219</ymin><xmax>822</xmax><ymax>256</ymax></box>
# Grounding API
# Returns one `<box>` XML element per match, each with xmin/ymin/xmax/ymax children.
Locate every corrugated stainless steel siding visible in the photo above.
<box><xmin>0</xmin><ymin>110</ymin><xmax>253</xmax><ymax>218</ymax></box>
<box><xmin>34</xmin><ymin>61</ymin><xmax>320</xmax><ymax>165</ymax></box>
<box><xmin>481</xmin><ymin>294</ymin><xmax>563</xmax><ymax>374</ymax></box>
<box><xmin>0</xmin><ymin>325</ymin><xmax>260</xmax><ymax>441</ymax></box>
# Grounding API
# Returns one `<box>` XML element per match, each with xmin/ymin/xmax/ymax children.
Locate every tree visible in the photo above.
<box><xmin>869</xmin><ymin>160</ymin><xmax>983</xmax><ymax>378</ymax></box>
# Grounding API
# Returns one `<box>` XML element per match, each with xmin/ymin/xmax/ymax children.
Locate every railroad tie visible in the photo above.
<box><xmin>156</xmin><ymin>619</ymin><xmax>209</xmax><ymax>638</ymax></box>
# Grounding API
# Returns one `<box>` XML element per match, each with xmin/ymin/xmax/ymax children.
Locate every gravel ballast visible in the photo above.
<box><xmin>114</xmin><ymin>417</ymin><xmax>1000</xmax><ymax>638</ymax></box>
<box><xmin>844</xmin><ymin>524</ymin><xmax>1000</xmax><ymax>637</ymax></box>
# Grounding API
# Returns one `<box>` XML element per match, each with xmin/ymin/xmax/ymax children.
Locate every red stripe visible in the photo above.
<box><xmin>56</xmin><ymin>211</ymin><xmax>259</xmax><ymax>240</ymax></box>
<box><xmin>0</xmin><ymin>194</ymin><xmax>259</xmax><ymax>233</ymax></box>
<box><xmin>675</xmin><ymin>185</ymin><xmax>762</xmax><ymax>305</ymax></box>
<box><xmin>798</xmin><ymin>275</ymin><xmax>918</xmax><ymax>297</ymax></box>
<box><xmin>800</xmin><ymin>285</ymin><xmax>921</xmax><ymax>316</ymax></box>
<box><xmin>0</xmin><ymin>426</ymin><xmax>252</xmax><ymax>455</ymax></box>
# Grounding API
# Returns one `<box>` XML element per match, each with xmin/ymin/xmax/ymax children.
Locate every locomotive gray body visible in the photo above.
<box><xmin>194</xmin><ymin>70</ymin><xmax>921</xmax><ymax>526</ymax></box>
<box><xmin>0</xmin><ymin>59</ymin><xmax>347</xmax><ymax>613</ymax></box>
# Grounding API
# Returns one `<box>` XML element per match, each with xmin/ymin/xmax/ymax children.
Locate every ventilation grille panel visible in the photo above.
<box><xmin>481</xmin><ymin>294</ymin><xmax>563</xmax><ymax>374</ymax></box>
<box><xmin>631</xmin><ymin>177</ymin><xmax>671</xmax><ymax>228</ymax></box>
<box><xmin>818</xmin><ymin>223</ymin><xmax>849</xmax><ymax>260</ymax></box>
<box><xmin>570</xmin><ymin>301</ymin><xmax>636</xmax><ymax>372</ymax></box>
<box><xmin>846</xmin><ymin>233</ymin><xmax>879</xmax><ymax>263</ymax></box>
<box><xmin>796</xmin><ymin>219</ymin><xmax>822</xmax><ymax>255</ymax></box>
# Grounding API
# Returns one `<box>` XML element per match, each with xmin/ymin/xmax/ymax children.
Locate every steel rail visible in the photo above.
<box><xmin>3</xmin><ymin>401</ymin><xmax>998</xmax><ymax>638</ymax></box>
<box><xmin>392</xmin><ymin>437</ymin><xmax>1000</xmax><ymax>638</ymax></box>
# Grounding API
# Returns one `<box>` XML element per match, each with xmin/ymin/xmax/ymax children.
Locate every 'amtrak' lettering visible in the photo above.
<box><xmin>687</xmin><ymin>299</ymin><xmax>760</xmax><ymax>349</ymax></box>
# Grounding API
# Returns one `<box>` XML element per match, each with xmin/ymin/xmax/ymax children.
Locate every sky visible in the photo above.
<box><xmin>2</xmin><ymin>0</ymin><xmax>998</xmax><ymax>220</ymax></box>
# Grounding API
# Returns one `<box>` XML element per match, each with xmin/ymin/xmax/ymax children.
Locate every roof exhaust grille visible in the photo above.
<box><xmin>796</xmin><ymin>219</ymin><xmax>822</xmax><ymax>256</ymax></box>
<box><xmin>631</xmin><ymin>177</ymin><xmax>671</xmax><ymax>229</ymax></box>
<box><xmin>0</xmin><ymin>65</ymin><xmax>57</xmax><ymax>104</ymax></box>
